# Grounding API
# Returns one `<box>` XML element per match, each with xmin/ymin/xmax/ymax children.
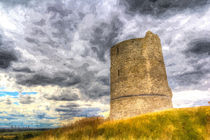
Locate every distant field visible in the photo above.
<box><xmin>0</xmin><ymin>130</ymin><xmax>44</xmax><ymax>140</ymax></box>
<box><xmin>30</xmin><ymin>106</ymin><xmax>210</xmax><ymax>140</ymax></box>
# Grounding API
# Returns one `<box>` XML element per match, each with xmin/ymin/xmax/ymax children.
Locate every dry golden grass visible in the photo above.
<box><xmin>31</xmin><ymin>106</ymin><xmax>210</xmax><ymax>140</ymax></box>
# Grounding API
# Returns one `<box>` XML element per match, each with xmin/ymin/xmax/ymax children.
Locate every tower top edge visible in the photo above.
<box><xmin>111</xmin><ymin>38</ymin><xmax>143</xmax><ymax>49</ymax></box>
<box><xmin>111</xmin><ymin>31</ymin><xmax>158</xmax><ymax>49</ymax></box>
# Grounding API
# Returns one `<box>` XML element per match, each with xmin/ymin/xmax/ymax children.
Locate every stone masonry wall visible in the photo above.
<box><xmin>109</xmin><ymin>31</ymin><xmax>172</xmax><ymax>120</ymax></box>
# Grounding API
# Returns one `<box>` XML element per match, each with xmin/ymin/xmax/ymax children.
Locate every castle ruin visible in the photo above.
<box><xmin>109</xmin><ymin>31</ymin><xmax>173</xmax><ymax>120</ymax></box>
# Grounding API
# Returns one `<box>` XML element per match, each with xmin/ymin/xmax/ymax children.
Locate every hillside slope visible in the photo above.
<box><xmin>31</xmin><ymin>106</ymin><xmax>210</xmax><ymax>140</ymax></box>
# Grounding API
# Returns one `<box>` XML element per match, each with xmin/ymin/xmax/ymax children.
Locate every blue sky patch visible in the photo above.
<box><xmin>13</xmin><ymin>102</ymin><xmax>19</xmax><ymax>105</ymax></box>
<box><xmin>0</xmin><ymin>91</ymin><xmax>19</xmax><ymax>97</ymax></box>
<box><xmin>0</xmin><ymin>91</ymin><xmax>37</xmax><ymax>97</ymax></box>
<box><xmin>21</xmin><ymin>92</ymin><xmax>37</xmax><ymax>95</ymax></box>
<box><xmin>0</xmin><ymin>87</ymin><xmax>5</xmax><ymax>90</ymax></box>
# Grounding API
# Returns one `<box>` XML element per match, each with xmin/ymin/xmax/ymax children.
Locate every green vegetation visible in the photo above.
<box><xmin>0</xmin><ymin>130</ymin><xmax>43</xmax><ymax>140</ymax></box>
<box><xmin>31</xmin><ymin>106</ymin><xmax>209</xmax><ymax>140</ymax></box>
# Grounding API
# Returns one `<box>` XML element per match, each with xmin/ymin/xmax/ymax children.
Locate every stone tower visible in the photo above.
<box><xmin>109</xmin><ymin>31</ymin><xmax>172</xmax><ymax>120</ymax></box>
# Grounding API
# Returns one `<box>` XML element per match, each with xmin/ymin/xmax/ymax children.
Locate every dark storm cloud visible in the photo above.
<box><xmin>74</xmin><ymin>64</ymin><xmax>110</xmax><ymax>99</ymax></box>
<box><xmin>98</xmin><ymin>76</ymin><xmax>110</xmax><ymax>86</ymax></box>
<box><xmin>0</xmin><ymin>0</ymin><xmax>33</xmax><ymax>6</ymax></box>
<box><xmin>0</xmin><ymin>35</ymin><xmax>2</xmax><ymax>46</ymax></box>
<box><xmin>121</xmin><ymin>0</ymin><xmax>210</xmax><ymax>17</ymax></box>
<box><xmin>25</xmin><ymin>37</ymin><xmax>40</xmax><ymax>45</ymax></box>
<box><xmin>56</xmin><ymin>108</ymin><xmax>78</xmax><ymax>114</ymax></box>
<box><xmin>13</xmin><ymin>67</ymin><xmax>33</xmax><ymax>73</ymax></box>
<box><xmin>17</xmin><ymin>72</ymin><xmax>81</xmax><ymax>87</ymax></box>
<box><xmin>47</xmin><ymin>5</ymin><xmax>72</xmax><ymax>18</ymax></box>
<box><xmin>0</xmin><ymin>0</ymin><xmax>209</xmax><ymax>95</ymax></box>
<box><xmin>56</xmin><ymin>103</ymin><xmax>78</xmax><ymax>113</ymax></box>
<box><xmin>0</xmin><ymin>31</ymin><xmax>19</xmax><ymax>69</ymax></box>
<box><xmin>30</xmin><ymin>28</ymin><xmax>46</xmax><ymax>36</ymax></box>
<box><xmin>170</xmin><ymin>38</ymin><xmax>210</xmax><ymax>89</ymax></box>
<box><xmin>172</xmin><ymin>70</ymin><xmax>208</xmax><ymax>87</ymax></box>
<box><xmin>43</xmin><ymin>1</ymin><xmax>84</xmax><ymax>46</ymax></box>
<box><xmin>59</xmin><ymin>103</ymin><xmax>79</xmax><ymax>108</ymax></box>
<box><xmin>36</xmin><ymin>113</ymin><xmax>57</xmax><ymax>120</ymax></box>
<box><xmin>55</xmin><ymin>104</ymin><xmax>86</xmax><ymax>119</ymax></box>
<box><xmin>185</xmin><ymin>39</ymin><xmax>210</xmax><ymax>70</ymax></box>
<box><xmin>186</xmin><ymin>39</ymin><xmax>210</xmax><ymax>56</ymax></box>
<box><xmin>0</xmin><ymin>48</ymin><xmax>17</xmax><ymax>69</ymax></box>
<box><xmin>1</xmin><ymin>0</ymin><xmax>112</xmax><ymax>101</ymax></box>
<box><xmin>87</xmin><ymin>17</ymin><xmax>123</xmax><ymax>61</ymax></box>
<box><xmin>56</xmin><ymin>107</ymin><xmax>101</xmax><ymax>119</ymax></box>
<box><xmin>45</xmin><ymin>90</ymin><xmax>79</xmax><ymax>101</ymax></box>
<box><xmin>33</xmin><ymin>19</ymin><xmax>46</xmax><ymax>26</ymax></box>
<box><xmin>19</xmin><ymin>95</ymin><xmax>34</xmax><ymax>104</ymax></box>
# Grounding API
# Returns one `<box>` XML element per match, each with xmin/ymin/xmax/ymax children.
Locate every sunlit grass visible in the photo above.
<box><xmin>31</xmin><ymin>106</ymin><xmax>210</xmax><ymax>140</ymax></box>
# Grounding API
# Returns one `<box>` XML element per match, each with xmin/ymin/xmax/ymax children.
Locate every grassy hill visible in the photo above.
<box><xmin>0</xmin><ymin>130</ymin><xmax>43</xmax><ymax>140</ymax></box>
<box><xmin>31</xmin><ymin>106</ymin><xmax>210</xmax><ymax>140</ymax></box>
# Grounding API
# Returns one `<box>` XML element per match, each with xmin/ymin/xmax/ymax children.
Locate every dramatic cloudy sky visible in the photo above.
<box><xmin>0</xmin><ymin>0</ymin><xmax>210</xmax><ymax>128</ymax></box>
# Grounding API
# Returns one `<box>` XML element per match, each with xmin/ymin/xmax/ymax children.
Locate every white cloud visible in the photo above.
<box><xmin>173</xmin><ymin>90</ymin><xmax>210</xmax><ymax>108</ymax></box>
